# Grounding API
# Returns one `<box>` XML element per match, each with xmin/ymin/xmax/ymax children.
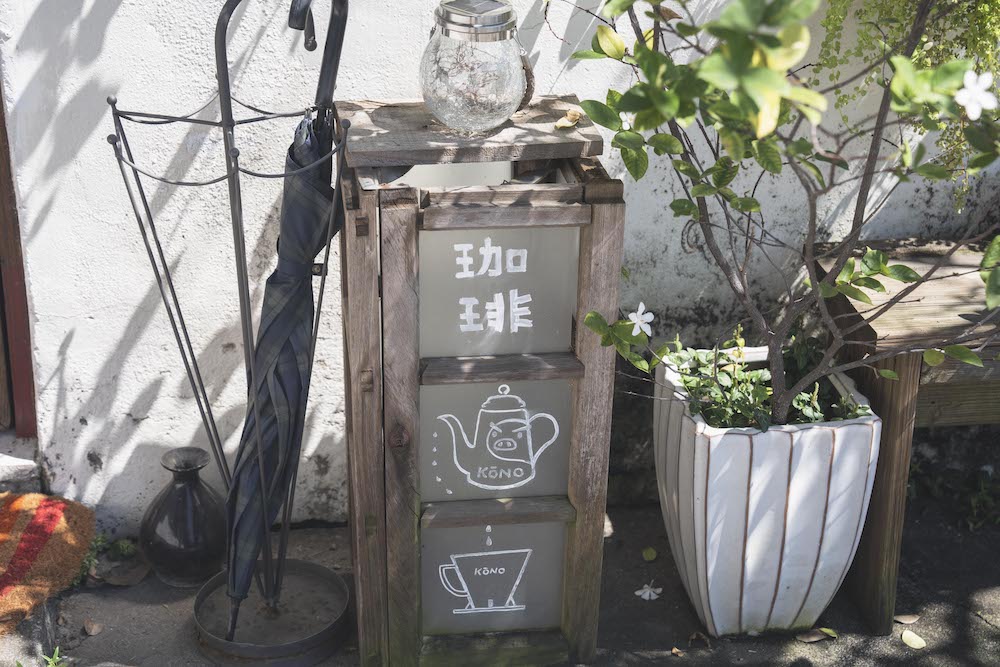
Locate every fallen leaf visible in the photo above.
<box><xmin>103</xmin><ymin>558</ymin><xmax>151</xmax><ymax>587</ymax></box>
<box><xmin>555</xmin><ymin>109</ymin><xmax>581</xmax><ymax>129</ymax></box>
<box><xmin>57</xmin><ymin>614</ymin><xmax>67</xmax><ymax>626</ymax></box>
<box><xmin>83</xmin><ymin>618</ymin><xmax>104</xmax><ymax>636</ymax></box>
<box><xmin>688</xmin><ymin>631</ymin><xmax>711</xmax><ymax>649</ymax></box>
<box><xmin>894</xmin><ymin>614</ymin><xmax>920</xmax><ymax>625</ymax></box>
<box><xmin>671</xmin><ymin>646</ymin><xmax>685</xmax><ymax>657</ymax></box>
<box><xmin>656</xmin><ymin>6</ymin><xmax>683</xmax><ymax>21</ymax></box>
<box><xmin>819</xmin><ymin>627</ymin><xmax>838</xmax><ymax>639</ymax></box>
<box><xmin>901</xmin><ymin>629</ymin><xmax>926</xmax><ymax>649</ymax></box>
<box><xmin>795</xmin><ymin>629</ymin><xmax>833</xmax><ymax>643</ymax></box>
<box><xmin>642</xmin><ymin>546</ymin><xmax>658</xmax><ymax>562</ymax></box>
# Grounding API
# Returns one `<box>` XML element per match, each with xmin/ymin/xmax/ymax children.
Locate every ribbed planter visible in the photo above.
<box><xmin>652</xmin><ymin>348</ymin><xmax>881</xmax><ymax>636</ymax></box>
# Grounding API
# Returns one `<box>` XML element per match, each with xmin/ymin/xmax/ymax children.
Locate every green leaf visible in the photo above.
<box><xmin>712</xmin><ymin>157</ymin><xmax>740</xmax><ymax>187</ymax></box>
<box><xmin>718</xmin><ymin>127</ymin><xmax>747</xmax><ymax>160</ymax></box>
<box><xmin>837</xmin><ymin>283</ymin><xmax>873</xmax><ymax>305</ymax></box>
<box><xmin>698</xmin><ymin>53</ymin><xmax>740</xmax><ymax>91</ymax></box>
<box><xmin>672</xmin><ymin>159</ymin><xmax>701</xmax><ymax>180</ymax></box>
<box><xmin>622</xmin><ymin>147</ymin><xmax>649</xmax><ymax>180</ymax></box>
<box><xmin>632</xmin><ymin>108</ymin><xmax>667</xmax><ymax>132</ymax></box>
<box><xmin>580</xmin><ymin>100</ymin><xmax>622</xmax><ymax>131</ymax></box>
<box><xmin>797</xmin><ymin>159</ymin><xmax>826</xmax><ymax>188</ymax></box>
<box><xmin>818</xmin><ymin>627</ymin><xmax>839</xmax><ymax>639</ymax></box>
<box><xmin>914</xmin><ymin>163</ymin><xmax>950</xmax><ymax>180</ymax></box>
<box><xmin>606</xmin><ymin>90</ymin><xmax>623</xmax><ymax>109</ymax></box>
<box><xmin>986</xmin><ymin>267</ymin><xmax>1000</xmax><ymax>310</ymax></box>
<box><xmin>675</xmin><ymin>22</ymin><xmax>700</xmax><ymax>37</ymax></box>
<box><xmin>732</xmin><ymin>197</ymin><xmax>761</xmax><ymax>212</ymax></box>
<box><xmin>884</xmin><ymin>264</ymin><xmax>921</xmax><ymax>283</ymax></box>
<box><xmin>572</xmin><ymin>50</ymin><xmax>607</xmax><ymax>60</ymax></box>
<box><xmin>649</xmin><ymin>88</ymin><xmax>680</xmax><ymax>119</ymax></box>
<box><xmin>618</xmin><ymin>86</ymin><xmax>652</xmax><ymax>112</ymax></box>
<box><xmin>965</xmin><ymin>125</ymin><xmax>997</xmax><ymax>154</ymax></box>
<box><xmin>943</xmin><ymin>345</ymin><xmax>983</xmax><ymax>367</ymax></box>
<box><xmin>613</xmin><ymin>130</ymin><xmax>646</xmax><ymax>151</ymax></box>
<box><xmin>853</xmin><ymin>276</ymin><xmax>885</xmax><ymax>292</ymax></box>
<box><xmin>596</xmin><ymin>25</ymin><xmax>626</xmax><ymax>60</ymax></box>
<box><xmin>815</xmin><ymin>151</ymin><xmax>850</xmax><ymax>170</ymax></box>
<box><xmin>763</xmin><ymin>0</ymin><xmax>821</xmax><ymax>26</ymax></box>
<box><xmin>923</xmin><ymin>349</ymin><xmax>946</xmax><ymax>367</ymax></box>
<box><xmin>708</xmin><ymin>100</ymin><xmax>745</xmax><ymax>121</ymax></box>
<box><xmin>602</xmin><ymin>0</ymin><xmax>638</xmax><ymax>18</ymax></box>
<box><xmin>714</xmin><ymin>0</ymin><xmax>767</xmax><ymax>32</ymax></box>
<box><xmin>785</xmin><ymin>85</ymin><xmax>828</xmax><ymax>113</ymax></box>
<box><xmin>752</xmin><ymin>138</ymin><xmax>783</xmax><ymax>173</ymax></box>
<box><xmin>932</xmin><ymin>60</ymin><xmax>972</xmax><ymax>92</ymax></box>
<box><xmin>583</xmin><ymin>311</ymin><xmax>610</xmax><ymax>335</ymax></box>
<box><xmin>878</xmin><ymin>369</ymin><xmax>899</xmax><ymax>380</ymax></box>
<box><xmin>862</xmin><ymin>248</ymin><xmax>888</xmax><ymax>275</ymax></box>
<box><xmin>648</xmin><ymin>133</ymin><xmax>684</xmax><ymax>155</ymax></box>
<box><xmin>691</xmin><ymin>183</ymin><xmax>718</xmax><ymax>197</ymax></box>
<box><xmin>670</xmin><ymin>199</ymin><xmax>698</xmax><ymax>217</ymax></box>
<box><xmin>981</xmin><ymin>235</ymin><xmax>1000</xmax><ymax>282</ymax></box>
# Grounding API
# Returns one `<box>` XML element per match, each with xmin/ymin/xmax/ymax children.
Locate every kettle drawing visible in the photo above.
<box><xmin>437</xmin><ymin>385</ymin><xmax>559</xmax><ymax>491</ymax></box>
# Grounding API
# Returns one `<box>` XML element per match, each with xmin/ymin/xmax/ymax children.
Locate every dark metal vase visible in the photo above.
<box><xmin>140</xmin><ymin>447</ymin><xmax>226</xmax><ymax>587</ymax></box>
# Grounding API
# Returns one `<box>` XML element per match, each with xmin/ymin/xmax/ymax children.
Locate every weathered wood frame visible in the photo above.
<box><xmin>340</xmin><ymin>156</ymin><xmax>624</xmax><ymax>666</ymax></box>
<box><xmin>819</xmin><ymin>258</ymin><xmax>1000</xmax><ymax>635</ymax></box>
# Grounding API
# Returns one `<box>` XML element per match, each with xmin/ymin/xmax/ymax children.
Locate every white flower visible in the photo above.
<box><xmin>628</xmin><ymin>301</ymin><xmax>655</xmax><ymax>337</ymax></box>
<box><xmin>955</xmin><ymin>70</ymin><xmax>998</xmax><ymax>121</ymax></box>
<box><xmin>635</xmin><ymin>581</ymin><xmax>662</xmax><ymax>601</ymax></box>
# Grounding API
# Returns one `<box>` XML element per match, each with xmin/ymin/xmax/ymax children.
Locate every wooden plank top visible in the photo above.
<box><xmin>336</xmin><ymin>96</ymin><xmax>604</xmax><ymax>167</ymax></box>
<box><xmin>420</xmin><ymin>352</ymin><xmax>584</xmax><ymax>385</ymax></box>
<box><xmin>420</xmin><ymin>496</ymin><xmax>576</xmax><ymax>529</ymax></box>
<box><xmin>818</xmin><ymin>244</ymin><xmax>999</xmax><ymax>349</ymax></box>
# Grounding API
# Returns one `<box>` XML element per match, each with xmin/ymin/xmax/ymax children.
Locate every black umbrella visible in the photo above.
<box><xmin>224</xmin><ymin>0</ymin><xmax>349</xmax><ymax>639</ymax></box>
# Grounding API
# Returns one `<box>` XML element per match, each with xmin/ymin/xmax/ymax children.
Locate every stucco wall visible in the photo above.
<box><xmin>0</xmin><ymin>1</ymin><xmax>993</xmax><ymax>532</ymax></box>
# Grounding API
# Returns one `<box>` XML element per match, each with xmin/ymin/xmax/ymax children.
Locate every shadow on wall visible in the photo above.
<box><xmin>17</xmin><ymin>1</ymin><xmax>346</xmax><ymax>532</ymax></box>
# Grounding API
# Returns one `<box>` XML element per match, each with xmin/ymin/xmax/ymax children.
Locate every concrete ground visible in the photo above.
<box><xmin>3</xmin><ymin>495</ymin><xmax>998</xmax><ymax>666</ymax></box>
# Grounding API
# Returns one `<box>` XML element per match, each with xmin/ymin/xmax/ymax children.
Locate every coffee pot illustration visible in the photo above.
<box><xmin>437</xmin><ymin>385</ymin><xmax>559</xmax><ymax>491</ymax></box>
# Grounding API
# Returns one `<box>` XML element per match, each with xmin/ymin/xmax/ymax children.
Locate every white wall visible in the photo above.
<box><xmin>0</xmin><ymin>0</ymin><xmax>992</xmax><ymax>532</ymax></box>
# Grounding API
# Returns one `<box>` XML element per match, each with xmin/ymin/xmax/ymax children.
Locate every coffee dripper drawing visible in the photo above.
<box><xmin>438</xmin><ymin>548</ymin><xmax>532</xmax><ymax>614</ymax></box>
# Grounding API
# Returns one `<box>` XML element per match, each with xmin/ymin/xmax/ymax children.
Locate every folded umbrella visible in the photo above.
<box><xmin>225</xmin><ymin>114</ymin><xmax>342</xmax><ymax>638</ymax></box>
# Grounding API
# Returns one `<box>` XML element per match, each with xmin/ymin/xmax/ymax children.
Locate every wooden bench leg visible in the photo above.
<box><xmin>846</xmin><ymin>352</ymin><xmax>922</xmax><ymax>634</ymax></box>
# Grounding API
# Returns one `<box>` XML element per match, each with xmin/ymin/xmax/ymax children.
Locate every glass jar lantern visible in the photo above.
<box><xmin>420</xmin><ymin>0</ymin><xmax>527</xmax><ymax>133</ymax></box>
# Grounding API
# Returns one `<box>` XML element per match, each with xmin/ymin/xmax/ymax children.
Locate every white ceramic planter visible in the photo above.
<box><xmin>652</xmin><ymin>347</ymin><xmax>881</xmax><ymax>636</ymax></box>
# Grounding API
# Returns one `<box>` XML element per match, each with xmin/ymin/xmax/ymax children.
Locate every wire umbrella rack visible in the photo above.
<box><xmin>107</xmin><ymin>1</ymin><xmax>351</xmax><ymax>662</ymax></box>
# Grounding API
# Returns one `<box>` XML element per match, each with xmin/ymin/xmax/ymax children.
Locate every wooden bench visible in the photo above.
<box><xmin>820</xmin><ymin>244</ymin><xmax>1000</xmax><ymax>634</ymax></box>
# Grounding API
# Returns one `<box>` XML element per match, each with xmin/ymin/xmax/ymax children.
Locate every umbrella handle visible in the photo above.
<box><xmin>289</xmin><ymin>0</ymin><xmax>349</xmax><ymax>111</ymax></box>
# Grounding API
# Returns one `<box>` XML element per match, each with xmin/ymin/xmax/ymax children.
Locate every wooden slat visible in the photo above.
<box><xmin>340</xmin><ymin>169</ymin><xmax>389</xmax><ymax>666</ymax></box>
<box><xmin>561</xmin><ymin>158</ymin><xmax>625</xmax><ymax>662</ymax></box>
<box><xmin>846</xmin><ymin>351</ymin><xmax>922</xmax><ymax>635</ymax></box>
<box><xmin>0</xmin><ymin>83</ymin><xmax>35</xmax><ymax>437</ymax></box>
<box><xmin>916</xmin><ymin>382</ymin><xmax>1000</xmax><ymax>426</ymax></box>
<box><xmin>919</xmin><ymin>351</ymin><xmax>1000</xmax><ymax>385</ymax></box>
<box><xmin>381</xmin><ymin>186</ymin><xmax>422</xmax><ymax>666</ymax></box>
<box><xmin>421</xmin><ymin>183</ymin><xmax>584</xmax><ymax>206</ymax></box>
<box><xmin>419</xmin><ymin>353</ymin><xmax>584</xmax><ymax>385</ymax></box>
<box><xmin>337</xmin><ymin>96</ymin><xmax>603</xmax><ymax>168</ymax></box>
<box><xmin>818</xmin><ymin>250</ymin><xmax>997</xmax><ymax>347</ymax></box>
<box><xmin>420</xmin><ymin>630</ymin><xmax>568</xmax><ymax>667</ymax></box>
<box><xmin>422</xmin><ymin>202</ymin><xmax>590</xmax><ymax>230</ymax></box>
<box><xmin>421</xmin><ymin>496</ymin><xmax>576</xmax><ymax>529</ymax></box>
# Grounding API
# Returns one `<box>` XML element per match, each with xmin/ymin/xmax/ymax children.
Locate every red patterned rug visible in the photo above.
<box><xmin>0</xmin><ymin>492</ymin><xmax>94</xmax><ymax>634</ymax></box>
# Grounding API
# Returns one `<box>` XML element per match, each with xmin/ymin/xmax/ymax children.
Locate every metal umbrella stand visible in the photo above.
<box><xmin>108</xmin><ymin>1</ymin><xmax>351</xmax><ymax>663</ymax></box>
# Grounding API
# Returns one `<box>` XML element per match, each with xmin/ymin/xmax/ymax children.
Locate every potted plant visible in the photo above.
<box><xmin>566</xmin><ymin>0</ymin><xmax>1000</xmax><ymax>635</ymax></box>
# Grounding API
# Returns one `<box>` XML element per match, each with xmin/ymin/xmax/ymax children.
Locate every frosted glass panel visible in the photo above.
<box><xmin>421</xmin><ymin>522</ymin><xmax>565</xmax><ymax>635</ymax></box>
<box><xmin>419</xmin><ymin>227</ymin><xmax>579</xmax><ymax>357</ymax></box>
<box><xmin>420</xmin><ymin>380</ymin><xmax>572</xmax><ymax>502</ymax></box>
